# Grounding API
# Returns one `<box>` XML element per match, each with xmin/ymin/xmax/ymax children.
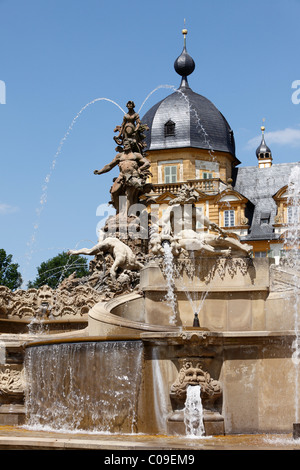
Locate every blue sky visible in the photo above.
<box><xmin>1</xmin><ymin>0</ymin><xmax>300</xmax><ymax>287</ymax></box>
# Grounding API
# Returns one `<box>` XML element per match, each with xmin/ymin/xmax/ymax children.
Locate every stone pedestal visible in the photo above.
<box><xmin>0</xmin><ymin>405</ymin><xmax>25</xmax><ymax>425</ymax></box>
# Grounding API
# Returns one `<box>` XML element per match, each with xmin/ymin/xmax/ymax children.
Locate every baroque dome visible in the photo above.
<box><xmin>141</xmin><ymin>31</ymin><xmax>236</xmax><ymax>157</ymax></box>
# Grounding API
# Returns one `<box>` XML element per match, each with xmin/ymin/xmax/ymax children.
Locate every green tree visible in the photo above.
<box><xmin>28</xmin><ymin>251</ymin><xmax>89</xmax><ymax>289</ymax></box>
<box><xmin>0</xmin><ymin>249</ymin><xmax>23</xmax><ymax>290</ymax></box>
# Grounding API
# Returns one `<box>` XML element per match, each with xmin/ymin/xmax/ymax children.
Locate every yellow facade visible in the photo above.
<box><xmin>145</xmin><ymin>146</ymin><xmax>294</xmax><ymax>258</ymax></box>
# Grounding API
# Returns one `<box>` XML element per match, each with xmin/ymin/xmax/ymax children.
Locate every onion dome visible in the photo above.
<box><xmin>256</xmin><ymin>126</ymin><xmax>272</xmax><ymax>160</ymax></box>
<box><xmin>174</xmin><ymin>28</ymin><xmax>195</xmax><ymax>89</ymax></box>
<box><xmin>141</xmin><ymin>29</ymin><xmax>236</xmax><ymax>157</ymax></box>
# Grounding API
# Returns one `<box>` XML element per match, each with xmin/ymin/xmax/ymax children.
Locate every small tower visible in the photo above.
<box><xmin>256</xmin><ymin>125</ymin><xmax>273</xmax><ymax>168</ymax></box>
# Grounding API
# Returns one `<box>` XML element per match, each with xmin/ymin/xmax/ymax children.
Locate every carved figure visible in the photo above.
<box><xmin>113</xmin><ymin>100</ymin><xmax>149</xmax><ymax>155</ymax></box>
<box><xmin>149</xmin><ymin>226</ymin><xmax>252</xmax><ymax>257</ymax></box>
<box><xmin>0</xmin><ymin>367</ymin><xmax>24</xmax><ymax>395</ymax></box>
<box><xmin>170</xmin><ymin>360</ymin><xmax>222</xmax><ymax>403</ymax></box>
<box><xmin>0</xmin><ymin>282</ymin><xmax>101</xmax><ymax>319</ymax></box>
<box><xmin>94</xmin><ymin>139</ymin><xmax>152</xmax><ymax>213</ymax></box>
<box><xmin>69</xmin><ymin>237</ymin><xmax>144</xmax><ymax>280</ymax></box>
<box><xmin>36</xmin><ymin>285</ymin><xmax>54</xmax><ymax>318</ymax></box>
<box><xmin>169</xmin><ymin>184</ymin><xmax>199</xmax><ymax>205</ymax></box>
<box><xmin>177</xmin><ymin>229</ymin><xmax>252</xmax><ymax>256</ymax></box>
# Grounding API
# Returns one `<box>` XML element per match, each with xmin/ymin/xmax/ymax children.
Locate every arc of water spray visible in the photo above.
<box><xmin>25</xmin><ymin>98</ymin><xmax>125</xmax><ymax>270</ymax></box>
<box><xmin>138</xmin><ymin>85</ymin><xmax>176</xmax><ymax>113</ymax></box>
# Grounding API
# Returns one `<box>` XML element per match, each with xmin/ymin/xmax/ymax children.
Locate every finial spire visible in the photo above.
<box><xmin>182</xmin><ymin>19</ymin><xmax>187</xmax><ymax>48</ymax></box>
<box><xmin>174</xmin><ymin>25</ymin><xmax>195</xmax><ymax>89</ymax></box>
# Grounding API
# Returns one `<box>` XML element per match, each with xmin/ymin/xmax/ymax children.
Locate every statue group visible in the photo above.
<box><xmin>94</xmin><ymin>101</ymin><xmax>152</xmax><ymax>214</ymax></box>
<box><xmin>69</xmin><ymin>100</ymin><xmax>252</xmax><ymax>292</ymax></box>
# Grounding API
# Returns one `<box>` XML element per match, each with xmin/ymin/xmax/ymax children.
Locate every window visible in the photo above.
<box><xmin>254</xmin><ymin>251</ymin><xmax>267</xmax><ymax>258</ymax></box>
<box><xmin>203</xmin><ymin>172</ymin><xmax>213</xmax><ymax>179</ymax></box>
<box><xmin>195</xmin><ymin>206</ymin><xmax>204</xmax><ymax>229</ymax></box>
<box><xmin>164</xmin><ymin>120</ymin><xmax>175</xmax><ymax>137</ymax></box>
<box><xmin>224</xmin><ymin>210</ymin><xmax>235</xmax><ymax>227</ymax></box>
<box><xmin>164</xmin><ymin>165</ymin><xmax>177</xmax><ymax>183</ymax></box>
<box><xmin>260</xmin><ymin>211</ymin><xmax>270</xmax><ymax>225</ymax></box>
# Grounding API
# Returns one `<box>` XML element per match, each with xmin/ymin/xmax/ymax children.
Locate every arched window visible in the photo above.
<box><xmin>164</xmin><ymin>120</ymin><xmax>175</xmax><ymax>137</ymax></box>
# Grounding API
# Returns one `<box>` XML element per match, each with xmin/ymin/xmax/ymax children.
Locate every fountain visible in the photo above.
<box><xmin>0</xmin><ymin>90</ymin><xmax>298</xmax><ymax>443</ymax></box>
<box><xmin>1</xmin><ymin>36</ymin><xmax>300</xmax><ymax>447</ymax></box>
<box><xmin>0</xmin><ymin>96</ymin><xmax>298</xmax><ymax>440</ymax></box>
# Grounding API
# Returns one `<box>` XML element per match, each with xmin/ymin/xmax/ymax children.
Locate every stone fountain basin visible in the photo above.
<box><xmin>86</xmin><ymin>257</ymin><xmax>299</xmax><ymax>334</ymax></box>
<box><xmin>21</xmin><ymin>255</ymin><xmax>300</xmax><ymax>436</ymax></box>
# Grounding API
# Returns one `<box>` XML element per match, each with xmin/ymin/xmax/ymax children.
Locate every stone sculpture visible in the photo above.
<box><xmin>113</xmin><ymin>100</ymin><xmax>148</xmax><ymax>155</ymax></box>
<box><xmin>149</xmin><ymin>226</ymin><xmax>252</xmax><ymax>257</ymax></box>
<box><xmin>69</xmin><ymin>236</ymin><xmax>144</xmax><ymax>280</ymax></box>
<box><xmin>94</xmin><ymin>139</ymin><xmax>152</xmax><ymax>214</ymax></box>
<box><xmin>168</xmin><ymin>184</ymin><xmax>199</xmax><ymax>205</ymax></box>
<box><xmin>170</xmin><ymin>360</ymin><xmax>222</xmax><ymax>406</ymax></box>
<box><xmin>94</xmin><ymin>101</ymin><xmax>151</xmax><ymax>216</ymax></box>
<box><xmin>176</xmin><ymin>229</ymin><xmax>252</xmax><ymax>256</ymax></box>
<box><xmin>0</xmin><ymin>283</ymin><xmax>101</xmax><ymax>319</ymax></box>
<box><xmin>0</xmin><ymin>366</ymin><xmax>24</xmax><ymax>404</ymax></box>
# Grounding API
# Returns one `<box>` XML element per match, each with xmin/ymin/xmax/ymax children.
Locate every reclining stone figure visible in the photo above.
<box><xmin>69</xmin><ymin>237</ymin><xmax>144</xmax><ymax>280</ymax></box>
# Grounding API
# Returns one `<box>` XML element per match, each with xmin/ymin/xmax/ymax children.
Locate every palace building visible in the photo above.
<box><xmin>141</xmin><ymin>29</ymin><xmax>300</xmax><ymax>261</ymax></box>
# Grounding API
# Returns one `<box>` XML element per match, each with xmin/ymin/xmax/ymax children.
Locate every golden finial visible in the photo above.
<box><xmin>182</xmin><ymin>19</ymin><xmax>188</xmax><ymax>47</ymax></box>
<box><xmin>261</xmin><ymin>118</ymin><xmax>266</xmax><ymax>133</ymax></box>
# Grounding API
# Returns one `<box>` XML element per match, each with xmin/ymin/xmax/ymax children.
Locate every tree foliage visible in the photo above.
<box><xmin>0</xmin><ymin>249</ymin><xmax>23</xmax><ymax>290</ymax></box>
<box><xmin>28</xmin><ymin>251</ymin><xmax>89</xmax><ymax>289</ymax></box>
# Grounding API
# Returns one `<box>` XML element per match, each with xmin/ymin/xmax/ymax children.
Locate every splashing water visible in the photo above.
<box><xmin>284</xmin><ymin>165</ymin><xmax>300</xmax><ymax>424</ymax></box>
<box><xmin>182</xmin><ymin>252</ymin><xmax>207</xmax><ymax>322</ymax></box>
<box><xmin>151</xmin><ymin>347</ymin><xmax>169</xmax><ymax>434</ymax></box>
<box><xmin>162</xmin><ymin>242</ymin><xmax>177</xmax><ymax>325</ymax></box>
<box><xmin>24</xmin><ymin>340</ymin><xmax>143</xmax><ymax>433</ymax></box>
<box><xmin>181</xmin><ymin>253</ymin><xmax>225</xmax><ymax>326</ymax></box>
<box><xmin>184</xmin><ymin>385</ymin><xmax>205</xmax><ymax>437</ymax></box>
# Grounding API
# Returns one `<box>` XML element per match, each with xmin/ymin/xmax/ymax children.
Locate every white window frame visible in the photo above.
<box><xmin>164</xmin><ymin>165</ymin><xmax>177</xmax><ymax>184</ymax></box>
<box><xmin>224</xmin><ymin>209</ymin><xmax>235</xmax><ymax>227</ymax></box>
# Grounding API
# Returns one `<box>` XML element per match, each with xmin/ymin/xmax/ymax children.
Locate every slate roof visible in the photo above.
<box><xmin>233</xmin><ymin>162</ymin><xmax>300</xmax><ymax>240</ymax></box>
<box><xmin>141</xmin><ymin>86</ymin><xmax>236</xmax><ymax>157</ymax></box>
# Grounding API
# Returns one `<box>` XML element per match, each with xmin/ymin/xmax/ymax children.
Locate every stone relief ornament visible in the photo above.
<box><xmin>170</xmin><ymin>359</ymin><xmax>222</xmax><ymax>408</ymax></box>
<box><xmin>0</xmin><ymin>282</ymin><xmax>102</xmax><ymax>319</ymax></box>
<box><xmin>0</xmin><ymin>366</ymin><xmax>24</xmax><ymax>403</ymax></box>
<box><xmin>168</xmin><ymin>184</ymin><xmax>199</xmax><ymax>205</ymax></box>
